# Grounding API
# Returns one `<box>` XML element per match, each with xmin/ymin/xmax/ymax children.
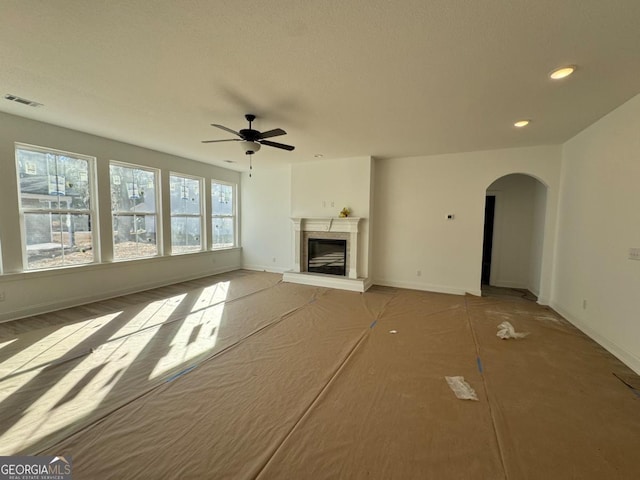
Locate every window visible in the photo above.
<box><xmin>16</xmin><ymin>144</ymin><xmax>96</xmax><ymax>270</ymax></box>
<box><xmin>110</xmin><ymin>162</ymin><xmax>159</xmax><ymax>260</ymax></box>
<box><xmin>211</xmin><ymin>181</ymin><xmax>236</xmax><ymax>248</ymax></box>
<box><xmin>170</xmin><ymin>174</ymin><xmax>203</xmax><ymax>254</ymax></box>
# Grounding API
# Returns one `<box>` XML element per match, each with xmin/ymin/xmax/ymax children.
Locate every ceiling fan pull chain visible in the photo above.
<box><xmin>249</xmin><ymin>155</ymin><xmax>253</xmax><ymax>178</ymax></box>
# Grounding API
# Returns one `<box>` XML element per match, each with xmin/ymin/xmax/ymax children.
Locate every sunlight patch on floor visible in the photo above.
<box><xmin>0</xmin><ymin>309</ymin><xmax>178</xmax><ymax>455</ymax></box>
<box><xmin>0</xmin><ymin>296</ymin><xmax>190</xmax><ymax>455</ymax></box>
<box><xmin>109</xmin><ymin>294</ymin><xmax>188</xmax><ymax>339</ymax></box>
<box><xmin>148</xmin><ymin>281</ymin><xmax>230</xmax><ymax>379</ymax></box>
<box><xmin>0</xmin><ymin>339</ymin><xmax>17</xmax><ymax>351</ymax></box>
<box><xmin>149</xmin><ymin>303</ymin><xmax>224</xmax><ymax>380</ymax></box>
<box><xmin>0</xmin><ymin>312</ymin><xmax>122</xmax><ymax>379</ymax></box>
<box><xmin>191</xmin><ymin>281</ymin><xmax>230</xmax><ymax>312</ymax></box>
<box><xmin>0</xmin><ymin>284</ymin><xmax>236</xmax><ymax>455</ymax></box>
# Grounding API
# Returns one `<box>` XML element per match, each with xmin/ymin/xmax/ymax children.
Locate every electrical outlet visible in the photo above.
<box><xmin>416</xmin><ymin>270</ymin><xmax>422</xmax><ymax>277</ymax></box>
<box><xmin>0</xmin><ymin>291</ymin><xmax>5</xmax><ymax>302</ymax></box>
<box><xmin>629</xmin><ymin>248</ymin><xmax>640</xmax><ymax>261</ymax></box>
<box><xmin>331</xmin><ymin>201</ymin><xmax>335</xmax><ymax>207</ymax></box>
<box><xmin>582</xmin><ymin>299</ymin><xmax>587</xmax><ymax>310</ymax></box>
<box><xmin>322</xmin><ymin>200</ymin><xmax>327</xmax><ymax>208</ymax></box>
<box><xmin>272</xmin><ymin>257</ymin><xmax>276</xmax><ymax>263</ymax></box>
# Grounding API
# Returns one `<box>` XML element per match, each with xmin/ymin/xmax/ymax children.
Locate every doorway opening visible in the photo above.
<box><xmin>481</xmin><ymin>195</ymin><xmax>495</xmax><ymax>285</ymax></box>
<box><xmin>481</xmin><ymin>174</ymin><xmax>548</xmax><ymax>298</ymax></box>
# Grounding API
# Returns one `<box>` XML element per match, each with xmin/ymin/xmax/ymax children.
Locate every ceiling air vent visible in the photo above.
<box><xmin>4</xmin><ymin>94</ymin><xmax>43</xmax><ymax>107</ymax></box>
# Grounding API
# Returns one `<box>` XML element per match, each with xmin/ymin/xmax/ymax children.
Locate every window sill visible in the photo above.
<box><xmin>0</xmin><ymin>247</ymin><xmax>242</xmax><ymax>282</ymax></box>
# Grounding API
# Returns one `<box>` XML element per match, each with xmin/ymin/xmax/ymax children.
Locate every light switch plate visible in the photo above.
<box><xmin>629</xmin><ymin>248</ymin><xmax>640</xmax><ymax>261</ymax></box>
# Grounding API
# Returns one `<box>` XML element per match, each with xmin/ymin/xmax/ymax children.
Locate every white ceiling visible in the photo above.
<box><xmin>1</xmin><ymin>0</ymin><xmax>639</xmax><ymax>171</ymax></box>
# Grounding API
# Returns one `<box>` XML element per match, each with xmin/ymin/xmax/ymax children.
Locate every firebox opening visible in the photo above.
<box><xmin>308</xmin><ymin>238</ymin><xmax>347</xmax><ymax>276</ymax></box>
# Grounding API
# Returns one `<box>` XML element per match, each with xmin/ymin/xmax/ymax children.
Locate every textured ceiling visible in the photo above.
<box><xmin>1</xmin><ymin>0</ymin><xmax>639</xmax><ymax>171</ymax></box>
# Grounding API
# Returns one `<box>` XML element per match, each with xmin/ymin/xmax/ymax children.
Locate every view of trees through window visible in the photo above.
<box><xmin>170</xmin><ymin>174</ymin><xmax>203</xmax><ymax>254</ymax></box>
<box><xmin>13</xmin><ymin>145</ymin><xmax>237</xmax><ymax>272</ymax></box>
<box><xmin>110</xmin><ymin>163</ymin><xmax>159</xmax><ymax>260</ymax></box>
<box><xmin>16</xmin><ymin>145</ymin><xmax>95</xmax><ymax>269</ymax></box>
<box><xmin>212</xmin><ymin>182</ymin><xmax>235</xmax><ymax>248</ymax></box>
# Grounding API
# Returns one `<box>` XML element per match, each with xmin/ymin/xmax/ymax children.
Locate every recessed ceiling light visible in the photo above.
<box><xmin>223</xmin><ymin>159</ymin><xmax>235</xmax><ymax>163</ymax></box>
<box><xmin>549</xmin><ymin>66</ymin><xmax>576</xmax><ymax>80</ymax></box>
<box><xmin>514</xmin><ymin>120</ymin><xmax>530</xmax><ymax>128</ymax></box>
<box><xmin>314</xmin><ymin>154</ymin><xmax>324</xmax><ymax>158</ymax></box>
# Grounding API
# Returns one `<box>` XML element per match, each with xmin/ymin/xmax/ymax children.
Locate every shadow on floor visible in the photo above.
<box><xmin>481</xmin><ymin>284</ymin><xmax>538</xmax><ymax>302</ymax></box>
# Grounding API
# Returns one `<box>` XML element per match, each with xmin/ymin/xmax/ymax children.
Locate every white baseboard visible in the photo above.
<box><xmin>536</xmin><ymin>296</ymin><xmax>549</xmax><ymax>306</ymax></box>
<box><xmin>242</xmin><ymin>264</ymin><xmax>289</xmax><ymax>274</ymax></box>
<box><xmin>363</xmin><ymin>277</ymin><xmax>374</xmax><ymax>291</ymax></box>
<box><xmin>551</xmin><ymin>301</ymin><xmax>640</xmax><ymax>375</ymax></box>
<box><xmin>372</xmin><ymin>278</ymin><xmax>481</xmax><ymax>297</ymax></box>
<box><xmin>528</xmin><ymin>285</ymin><xmax>541</xmax><ymax>298</ymax></box>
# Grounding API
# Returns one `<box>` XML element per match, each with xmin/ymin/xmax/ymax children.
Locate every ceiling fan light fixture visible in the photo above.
<box><xmin>514</xmin><ymin>120</ymin><xmax>530</xmax><ymax>128</ymax></box>
<box><xmin>241</xmin><ymin>140</ymin><xmax>261</xmax><ymax>155</ymax></box>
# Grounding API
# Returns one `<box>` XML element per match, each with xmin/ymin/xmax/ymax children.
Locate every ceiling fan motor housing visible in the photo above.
<box><xmin>239</xmin><ymin>128</ymin><xmax>261</xmax><ymax>141</ymax></box>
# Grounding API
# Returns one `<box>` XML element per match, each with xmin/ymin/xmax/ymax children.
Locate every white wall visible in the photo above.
<box><xmin>373</xmin><ymin>146</ymin><xmax>561</xmax><ymax>298</ymax></box>
<box><xmin>291</xmin><ymin>156</ymin><xmax>373</xmax><ymax>278</ymax></box>
<box><xmin>0</xmin><ymin>112</ymin><xmax>241</xmax><ymax>322</ymax></box>
<box><xmin>552</xmin><ymin>93</ymin><xmax>640</xmax><ymax>374</ymax></box>
<box><xmin>487</xmin><ymin>174</ymin><xmax>545</xmax><ymax>293</ymax></box>
<box><xmin>240</xmin><ymin>165</ymin><xmax>292</xmax><ymax>272</ymax></box>
<box><xmin>529</xmin><ymin>181</ymin><xmax>547</xmax><ymax>296</ymax></box>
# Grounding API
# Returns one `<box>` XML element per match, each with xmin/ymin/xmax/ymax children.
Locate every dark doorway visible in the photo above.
<box><xmin>481</xmin><ymin>195</ymin><xmax>496</xmax><ymax>285</ymax></box>
<box><xmin>308</xmin><ymin>238</ymin><xmax>347</xmax><ymax>276</ymax></box>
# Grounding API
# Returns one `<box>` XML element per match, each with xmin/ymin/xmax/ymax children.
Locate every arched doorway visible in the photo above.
<box><xmin>482</xmin><ymin>174</ymin><xmax>548</xmax><ymax>298</ymax></box>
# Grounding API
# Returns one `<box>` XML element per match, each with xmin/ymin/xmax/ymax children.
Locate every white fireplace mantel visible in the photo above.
<box><xmin>284</xmin><ymin>217</ymin><xmax>368</xmax><ymax>292</ymax></box>
<box><xmin>292</xmin><ymin>217</ymin><xmax>361</xmax><ymax>235</ymax></box>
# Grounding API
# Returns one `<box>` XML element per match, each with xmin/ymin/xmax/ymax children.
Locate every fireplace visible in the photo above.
<box><xmin>283</xmin><ymin>217</ymin><xmax>368</xmax><ymax>292</ymax></box>
<box><xmin>308</xmin><ymin>238</ymin><xmax>347</xmax><ymax>276</ymax></box>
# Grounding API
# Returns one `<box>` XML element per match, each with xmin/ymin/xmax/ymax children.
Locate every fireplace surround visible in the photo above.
<box><xmin>283</xmin><ymin>217</ymin><xmax>368</xmax><ymax>292</ymax></box>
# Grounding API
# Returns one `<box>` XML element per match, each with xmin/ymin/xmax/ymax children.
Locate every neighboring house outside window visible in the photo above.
<box><xmin>110</xmin><ymin>162</ymin><xmax>159</xmax><ymax>260</ymax></box>
<box><xmin>170</xmin><ymin>173</ymin><xmax>203</xmax><ymax>254</ymax></box>
<box><xmin>16</xmin><ymin>144</ymin><xmax>96</xmax><ymax>270</ymax></box>
<box><xmin>211</xmin><ymin>181</ymin><xmax>236</xmax><ymax>249</ymax></box>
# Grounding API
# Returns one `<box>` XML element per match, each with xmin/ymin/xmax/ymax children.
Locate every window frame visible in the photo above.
<box><xmin>109</xmin><ymin>160</ymin><xmax>161</xmax><ymax>261</ymax></box>
<box><xmin>169</xmin><ymin>172</ymin><xmax>205</xmax><ymax>255</ymax></box>
<box><xmin>15</xmin><ymin>143</ymin><xmax>99</xmax><ymax>271</ymax></box>
<box><xmin>211</xmin><ymin>180</ymin><xmax>237</xmax><ymax>250</ymax></box>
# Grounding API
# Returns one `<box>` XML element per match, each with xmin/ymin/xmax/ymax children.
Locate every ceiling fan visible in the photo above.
<box><xmin>202</xmin><ymin>114</ymin><xmax>295</xmax><ymax>155</ymax></box>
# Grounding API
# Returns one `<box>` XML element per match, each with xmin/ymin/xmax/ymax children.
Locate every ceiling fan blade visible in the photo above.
<box><xmin>258</xmin><ymin>128</ymin><xmax>287</xmax><ymax>139</ymax></box>
<box><xmin>211</xmin><ymin>124</ymin><xmax>241</xmax><ymax>137</ymax></box>
<box><xmin>260</xmin><ymin>139</ymin><xmax>295</xmax><ymax>151</ymax></box>
<box><xmin>201</xmin><ymin>139</ymin><xmax>241</xmax><ymax>143</ymax></box>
